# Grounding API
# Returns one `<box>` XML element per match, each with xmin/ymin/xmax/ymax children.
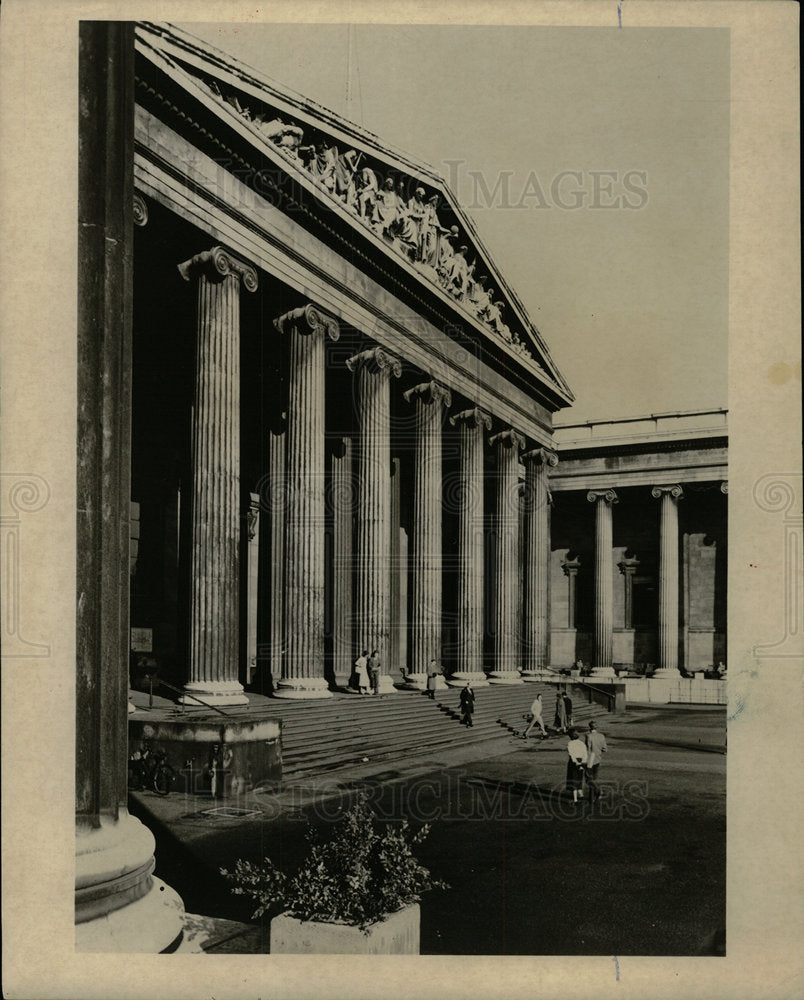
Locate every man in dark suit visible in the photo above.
<box><xmin>459</xmin><ymin>683</ymin><xmax>475</xmax><ymax>727</ymax></box>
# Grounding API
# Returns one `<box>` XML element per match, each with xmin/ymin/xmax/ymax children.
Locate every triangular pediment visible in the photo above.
<box><xmin>136</xmin><ymin>22</ymin><xmax>573</xmax><ymax>404</ymax></box>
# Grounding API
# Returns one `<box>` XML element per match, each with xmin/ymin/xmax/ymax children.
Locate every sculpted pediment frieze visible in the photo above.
<box><xmin>135</xmin><ymin>22</ymin><xmax>572</xmax><ymax>402</ymax></box>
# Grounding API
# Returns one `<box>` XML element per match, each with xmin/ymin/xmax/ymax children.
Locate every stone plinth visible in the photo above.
<box><xmin>271</xmin><ymin>904</ymin><xmax>420</xmax><ymax>954</ymax></box>
<box><xmin>446</xmin><ymin>671</ymin><xmax>490</xmax><ymax>688</ymax></box>
<box><xmin>129</xmin><ymin>716</ymin><xmax>282</xmax><ymax>796</ymax></box>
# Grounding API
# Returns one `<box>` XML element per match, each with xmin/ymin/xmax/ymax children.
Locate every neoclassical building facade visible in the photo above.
<box><xmin>127</xmin><ymin>21</ymin><xmax>574</xmax><ymax>704</ymax></box>
<box><xmin>76</xmin><ymin>23</ymin><xmax>727</xmax><ymax>951</ymax></box>
<box><xmin>549</xmin><ymin>410</ymin><xmax>728</xmax><ymax>677</ymax></box>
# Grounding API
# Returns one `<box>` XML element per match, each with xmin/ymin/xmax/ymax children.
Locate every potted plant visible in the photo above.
<box><xmin>221</xmin><ymin>795</ymin><xmax>447</xmax><ymax>953</ymax></box>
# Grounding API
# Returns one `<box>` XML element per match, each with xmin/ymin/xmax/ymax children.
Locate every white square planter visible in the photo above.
<box><xmin>270</xmin><ymin>903</ymin><xmax>420</xmax><ymax>954</ymax></box>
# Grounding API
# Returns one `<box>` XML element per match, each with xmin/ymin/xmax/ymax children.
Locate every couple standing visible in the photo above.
<box><xmin>354</xmin><ymin>649</ymin><xmax>380</xmax><ymax>695</ymax></box>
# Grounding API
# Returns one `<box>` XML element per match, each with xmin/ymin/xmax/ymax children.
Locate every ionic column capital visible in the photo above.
<box><xmin>403</xmin><ymin>380</ymin><xmax>452</xmax><ymax>408</ymax></box>
<box><xmin>651</xmin><ymin>484</ymin><xmax>684</xmax><ymax>500</ymax></box>
<box><xmin>522</xmin><ymin>447</ymin><xmax>559</xmax><ymax>468</ymax></box>
<box><xmin>587</xmin><ymin>488</ymin><xmax>618</xmax><ymax>504</ymax></box>
<box><xmin>133</xmin><ymin>192</ymin><xmax>148</xmax><ymax>227</ymax></box>
<box><xmin>177</xmin><ymin>245</ymin><xmax>258</xmax><ymax>292</ymax></box>
<box><xmin>562</xmin><ymin>555</ymin><xmax>581</xmax><ymax>577</ymax></box>
<box><xmin>274</xmin><ymin>303</ymin><xmax>340</xmax><ymax>342</ymax></box>
<box><xmin>618</xmin><ymin>555</ymin><xmax>640</xmax><ymax>574</ymax></box>
<box><xmin>346</xmin><ymin>346</ymin><xmax>402</xmax><ymax>378</ymax></box>
<box><xmin>720</xmin><ymin>481</ymin><xmax>728</xmax><ymax>494</ymax></box>
<box><xmin>489</xmin><ymin>428</ymin><xmax>526</xmax><ymax>452</ymax></box>
<box><xmin>450</xmin><ymin>406</ymin><xmax>492</xmax><ymax>431</ymax></box>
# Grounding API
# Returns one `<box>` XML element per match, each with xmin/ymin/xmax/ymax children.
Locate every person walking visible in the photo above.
<box><xmin>522</xmin><ymin>692</ymin><xmax>548</xmax><ymax>739</ymax></box>
<box><xmin>459</xmin><ymin>682</ymin><xmax>475</xmax><ymax>727</ymax></box>
<box><xmin>554</xmin><ymin>689</ymin><xmax>567</xmax><ymax>733</ymax></box>
<box><xmin>566</xmin><ymin>728</ymin><xmax>588</xmax><ymax>804</ymax></box>
<box><xmin>354</xmin><ymin>649</ymin><xmax>370</xmax><ymax>695</ymax></box>
<box><xmin>584</xmin><ymin>720</ymin><xmax>608</xmax><ymax>804</ymax></box>
<box><xmin>562</xmin><ymin>690</ymin><xmax>574</xmax><ymax>730</ymax></box>
<box><xmin>367</xmin><ymin>649</ymin><xmax>381</xmax><ymax>695</ymax></box>
<box><xmin>426</xmin><ymin>661</ymin><xmax>440</xmax><ymax>700</ymax></box>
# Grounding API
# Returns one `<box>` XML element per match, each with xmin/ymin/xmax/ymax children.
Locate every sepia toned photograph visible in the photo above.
<box><xmin>77</xmin><ymin>18</ymin><xmax>728</xmax><ymax>957</ymax></box>
<box><xmin>1</xmin><ymin>3</ymin><xmax>800</xmax><ymax>998</ymax></box>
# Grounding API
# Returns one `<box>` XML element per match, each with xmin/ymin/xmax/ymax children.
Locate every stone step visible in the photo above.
<box><xmin>269</xmin><ymin>680</ymin><xmax>609</xmax><ymax>780</ymax></box>
<box><xmin>281</xmin><ymin>714</ymin><xmax>504</xmax><ymax>763</ymax></box>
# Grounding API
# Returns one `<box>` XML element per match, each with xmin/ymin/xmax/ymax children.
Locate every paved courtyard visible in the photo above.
<box><xmin>130</xmin><ymin>705</ymin><xmax>726</xmax><ymax>955</ymax></box>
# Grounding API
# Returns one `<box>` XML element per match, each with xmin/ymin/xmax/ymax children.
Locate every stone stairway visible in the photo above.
<box><xmin>275</xmin><ymin>681</ymin><xmax>608</xmax><ymax>780</ymax></box>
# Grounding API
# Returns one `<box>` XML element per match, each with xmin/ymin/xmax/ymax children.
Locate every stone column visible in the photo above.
<box><xmin>245</xmin><ymin>492</ymin><xmax>260</xmax><ymax>686</ymax></box>
<box><xmin>76</xmin><ymin>21</ymin><xmax>183</xmax><ymax>951</ymax></box>
<box><xmin>331</xmin><ymin>436</ymin><xmax>354</xmax><ymax>688</ymax></box>
<box><xmin>521</xmin><ymin>447</ymin><xmax>558</xmax><ymax>679</ymax></box>
<box><xmin>618</xmin><ymin>554</ymin><xmax>640</xmax><ymax>630</ymax></box>
<box><xmin>562</xmin><ymin>555</ymin><xmax>581</xmax><ymax>628</ymax></box>
<box><xmin>177</xmin><ymin>246</ymin><xmax>257</xmax><ymax>706</ymax></box>
<box><xmin>652</xmin><ymin>485</ymin><xmax>684</xmax><ymax>676</ymax></box>
<box><xmin>403</xmin><ymin>381</ymin><xmax>452</xmax><ymax>687</ymax></box>
<box><xmin>273</xmin><ymin>305</ymin><xmax>340</xmax><ymax>698</ymax></box>
<box><xmin>488</xmin><ymin>429</ymin><xmax>526</xmax><ymax>684</ymax></box>
<box><xmin>268</xmin><ymin>419</ymin><xmax>286</xmax><ymax>680</ymax></box>
<box><xmin>448</xmin><ymin>408</ymin><xmax>492</xmax><ymax>687</ymax></box>
<box><xmin>346</xmin><ymin>347</ymin><xmax>402</xmax><ymax>693</ymax></box>
<box><xmin>587</xmin><ymin>489</ymin><xmax>618</xmax><ymax>676</ymax></box>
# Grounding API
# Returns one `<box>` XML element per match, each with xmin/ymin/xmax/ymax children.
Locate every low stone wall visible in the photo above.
<box><xmin>129</xmin><ymin>716</ymin><xmax>282</xmax><ymax>797</ymax></box>
<box><xmin>623</xmin><ymin>677</ymin><xmax>726</xmax><ymax>705</ymax></box>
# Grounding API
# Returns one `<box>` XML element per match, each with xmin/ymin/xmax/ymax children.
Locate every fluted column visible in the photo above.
<box><xmin>652</xmin><ymin>485</ymin><xmax>684</xmax><ymax>676</ymax></box>
<box><xmin>448</xmin><ymin>408</ymin><xmax>492</xmax><ymax>687</ymax></box>
<box><xmin>272</xmin><ymin>305</ymin><xmax>340</xmax><ymax>698</ymax></box>
<box><xmin>346</xmin><ymin>347</ymin><xmax>402</xmax><ymax>693</ymax></box>
<box><xmin>177</xmin><ymin>246</ymin><xmax>257</xmax><ymax>706</ymax></box>
<box><xmin>618</xmin><ymin>554</ymin><xmax>640</xmax><ymax>630</ymax></box>
<box><xmin>488</xmin><ymin>428</ymin><xmax>526</xmax><ymax>683</ymax></box>
<box><xmin>331</xmin><ymin>436</ymin><xmax>354</xmax><ymax>687</ymax></box>
<box><xmin>587</xmin><ymin>489</ymin><xmax>618</xmax><ymax>676</ymax></box>
<box><xmin>76</xmin><ymin>21</ymin><xmax>183</xmax><ymax>952</ymax></box>
<box><xmin>403</xmin><ymin>381</ymin><xmax>452</xmax><ymax>686</ymax></box>
<box><xmin>521</xmin><ymin>447</ymin><xmax>558</xmax><ymax>678</ymax></box>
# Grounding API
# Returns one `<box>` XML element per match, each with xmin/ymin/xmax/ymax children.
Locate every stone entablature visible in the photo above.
<box><xmin>134</xmin><ymin>21</ymin><xmax>570</xmax><ymax>400</ymax></box>
<box><xmin>553</xmin><ymin>408</ymin><xmax>728</xmax><ymax>449</ymax></box>
<box><xmin>550</xmin><ymin>410</ymin><xmax>728</xmax><ymax>492</ymax></box>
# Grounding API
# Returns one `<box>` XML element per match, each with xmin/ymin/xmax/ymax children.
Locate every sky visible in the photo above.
<box><xmin>180</xmin><ymin>23</ymin><xmax>730</xmax><ymax>423</ymax></box>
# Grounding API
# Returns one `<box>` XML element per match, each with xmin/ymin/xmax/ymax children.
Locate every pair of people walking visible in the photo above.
<box><xmin>554</xmin><ymin>690</ymin><xmax>573</xmax><ymax>733</ymax></box>
<box><xmin>565</xmin><ymin>720</ymin><xmax>608</xmax><ymax>804</ymax></box>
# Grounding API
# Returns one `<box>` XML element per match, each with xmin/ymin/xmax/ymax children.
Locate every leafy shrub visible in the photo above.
<box><xmin>221</xmin><ymin>795</ymin><xmax>448</xmax><ymax>932</ymax></box>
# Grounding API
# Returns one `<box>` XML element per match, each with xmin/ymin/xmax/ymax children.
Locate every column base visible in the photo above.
<box><xmin>76</xmin><ymin>813</ymin><xmax>185</xmax><ymax>953</ymax></box>
<box><xmin>376</xmin><ymin>675</ymin><xmax>398</xmax><ymax>695</ymax></box>
<box><xmin>588</xmin><ymin>667</ymin><xmax>617</xmax><ymax>678</ymax></box>
<box><xmin>445</xmin><ymin>671</ymin><xmax>490</xmax><ymax>688</ymax></box>
<box><xmin>273</xmin><ymin>676</ymin><xmax>334</xmax><ymax>700</ymax></box>
<box><xmin>399</xmin><ymin>672</ymin><xmax>449</xmax><ymax>691</ymax></box>
<box><xmin>179</xmin><ymin>681</ymin><xmax>249</xmax><ymax>707</ymax></box>
<box><xmin>650</xmin><ymin>667</ymin><xmax>681</xmax><ymax>678</ymax></box>
<box><xmin>520</xmin><ymin>669</ymin><xmax>557</xmax><ymax>682</ymax></box>
<box><xmin>487</xmin><ymin>670</ymin><xmax>524</xmax><ymax>685</ymax></box>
